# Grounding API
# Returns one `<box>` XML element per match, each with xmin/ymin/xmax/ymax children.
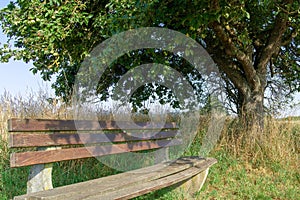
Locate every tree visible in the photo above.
<box><xmin>1</xmin><ymin>0</ymin><xmax>299</xmax><ymax>130</ymax></box>
<box><xmin>138</xmin><ymin>0</ymin><xmax>300</xmax><ymax>129</ymax></box>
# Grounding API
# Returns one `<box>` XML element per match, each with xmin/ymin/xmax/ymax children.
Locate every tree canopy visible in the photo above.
<box><xmin>1</xmin><ymin>0</ymin><xmax>299</xmax><ymax>128</ymax></box>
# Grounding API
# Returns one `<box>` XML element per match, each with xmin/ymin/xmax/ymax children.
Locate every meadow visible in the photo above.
<box><xmin>0</xmin><ymin>90</ymin><xmax>299</xmax><ymax>200</ymax></box>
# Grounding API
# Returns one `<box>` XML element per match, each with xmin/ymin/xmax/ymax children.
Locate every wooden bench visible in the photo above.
<box><xmin>8</xmin><ymin>118</ymin><xmax>217</xmax><ymax>200</ymax></box>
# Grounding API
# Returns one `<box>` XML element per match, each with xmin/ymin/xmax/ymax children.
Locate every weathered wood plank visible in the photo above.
<box><xmin>10</xmin><ymin>139</ymin><xmax>182</xmax><ymax>167</ymax></box>
<box><xmin>13</xmin><ymin>157</ymin><xmax>217</xmax><ymax>200</ymax></box>
<box><xmin>8</xmin><ymin>119</ymin><xmax>178</xmax><ymax>132</ymax></box>
<box><xmin>13</xmin><ymin>160</ymin><xmax>174</xmax><ymax>200</ymax></box>
<box><xmin>9</xmin><ymin>131</ymin><xmax>179</xmax><ymax>147</ymax></box>
<box><xmin>91</xmin><ymin>159</ymin><xmax>216</xmax><ymax>200</ymax></box>
<box><xmin>174</xmin><ymin>167</ymin><xmax>210</xmax><ymax>197</ymax></box>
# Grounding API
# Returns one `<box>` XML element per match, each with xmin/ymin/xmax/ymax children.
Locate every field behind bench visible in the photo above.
<box><xmin>0</xmin><ymin>91</ymin><xmax>299</xmax><ymax>200</ymax></box>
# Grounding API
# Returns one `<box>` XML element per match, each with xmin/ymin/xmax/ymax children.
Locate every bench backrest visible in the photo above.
<box><xmin>8</xmin><ymin>119</ymin><xmax>181</xmax><ymax>168</ymax></box>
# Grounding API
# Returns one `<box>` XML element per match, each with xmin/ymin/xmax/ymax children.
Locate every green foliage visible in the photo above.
<box><xmin>0</xmin><ymin>0</ymin><xmax>299</xmax><ymax>116</ymax></box>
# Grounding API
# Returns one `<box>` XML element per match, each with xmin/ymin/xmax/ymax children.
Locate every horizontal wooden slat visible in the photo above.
<box><xmin>8</xmin><ymin>119</ymin><xmax>177</xmax><ymax>132</ymax></box>
<box><xmin>13</xmin><ymin>157</ymin><xmax>217</xmax><ymax>200</ymax></box>
<box><xmin>96</xmin><ymin>158</ymin><xmax>217</xmax><ymax>200</ymax></box>
<box><xmin>10</xmin><ymin>139</ymin><xmax>182</xmax><ymax>167</ymax></box>
<box><xmin>9</xmin><ymin>131</ymin><xmax>179</xmax><ymax>147</ymax></box>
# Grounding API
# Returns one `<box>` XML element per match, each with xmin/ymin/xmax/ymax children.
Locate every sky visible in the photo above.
<box><xmin>0</xmin><ymin>0</ymin><xmax>55</xmax><ymax>97</ymax></box>
<box><xmin>0</xmin><ymin>0</ymin><xmax>299</xmax><ymax>116</ymax></box>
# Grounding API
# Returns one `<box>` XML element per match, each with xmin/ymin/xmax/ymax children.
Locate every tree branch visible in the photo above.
<box><xmin>281</xmin><ymin>28</ymin><xmax>298</xmax><ymax>46</ymax></box>
<box><xmin>211</xmin><ymin>52</ymin><xmax>249</xmax><ymax>96</ymax></box>
<box><xmin>209</xmin><ymin>0</ymin><xmax>257</xmax><ymax>88</ymax></box>
<box><xmin>256</xmin><ymin>5</ymin><xmax>291</xmax><ymax>76</ymax></box>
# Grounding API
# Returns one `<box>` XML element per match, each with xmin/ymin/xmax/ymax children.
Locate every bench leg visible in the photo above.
<box><xmin>27</xmin><ymin>163</ymin><xmax>54</xmax><ymax>193</ymax></box>
<box><xmin>174</xmin><ymin>168</ymin><xmax>209</xmax><ymax>198</ymax></box>
<box><xmin>27</xmin><ymin>147</ymin><xmax>59</xmax><ymax>193</ymax></box>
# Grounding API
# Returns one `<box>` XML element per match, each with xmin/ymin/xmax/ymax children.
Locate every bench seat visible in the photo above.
<box><xmin>14</xmin><ymin>157</ymin><xmax>216</xmax><ymax>200</ymax></box>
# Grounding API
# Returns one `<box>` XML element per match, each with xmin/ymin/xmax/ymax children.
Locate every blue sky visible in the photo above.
<box><xmin>0</xmin><ymin>0</ymin><xmax>54</xmax><ymax>97</ymax></box>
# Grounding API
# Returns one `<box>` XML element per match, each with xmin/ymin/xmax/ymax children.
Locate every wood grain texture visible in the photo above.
<box><xmin>96</xmin><ymin>160</ymin><xmax>216</xmax><ymax>200</ymax></box>
<box><xmin>13</xmin><ymin>157</ymin><xmax>217</xmax><ymax>200</ymax></box>
<box><xmin>9</xmin><ymin>131</ymin><xmax>179</xmax><ymax>147</ymax></box>
<box><xmin>174</xmin><ymin>167</ymin><xmax>210</xmax><ymax>196</ymax></box>
<box><xmin>10</xmin><ymin>139</ymin><xmax>182</xmax><ymax>167</ymax></box>
<box><xmin>8</xmin><ymin>119</ymin><xmax>178</xmax><ymax>132</ymax></box>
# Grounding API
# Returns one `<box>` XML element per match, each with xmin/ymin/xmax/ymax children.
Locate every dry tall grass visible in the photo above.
<box><xmin>217</xmin><ymin>117</ymin><xmax>299</xmax><ymax>170</ymax></box>
<box><xmin>0</xmin><ymin>89</ymin><xmax>72</xmax><ymax>161</ymax></box>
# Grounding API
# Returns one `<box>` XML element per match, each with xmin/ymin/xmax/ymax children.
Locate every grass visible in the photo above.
<box><xmin>200</xmin><ymin>152</ymin><xmax>299</xmax><ymax>199</ymax></box>
<box><xmin>0</xmin><ymin>90</ymin><xmax>299</xmax><ymax>199</ymax></box>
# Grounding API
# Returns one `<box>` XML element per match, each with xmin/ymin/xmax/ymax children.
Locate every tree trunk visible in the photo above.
<box><xmin>238</xmin><ymin>88</ymin><xmax>264</xmax><ymax>131</ymax></box>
